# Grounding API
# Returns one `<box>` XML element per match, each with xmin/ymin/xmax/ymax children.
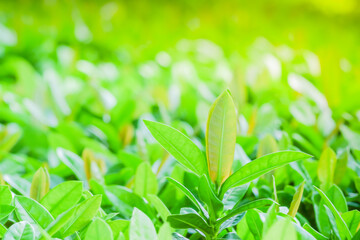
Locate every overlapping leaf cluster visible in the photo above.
<box><xmin>0</xmin><ymin>1</ymin><xmax>360</xmax><ymax>240</ymax></box>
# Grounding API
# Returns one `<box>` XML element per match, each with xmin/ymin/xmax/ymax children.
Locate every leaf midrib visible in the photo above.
<box><xmin>223</xmin><ymin>153</ymin><xmax>310</xmax><ymax>191</ymax></box>
<box><xmin>216</xmin><ymin>104</ymin><xmax>226</xmax><ymax>185</ymax></box>
<box><xmin>152</xmin><ymin>127</ymin><xmax>196</xmax><ymax>173</ymax></box>
<box><xmin>62</xmin><ymin>196</ymin><xmax>100</xmax><ymax>236</ymax></box>
<box><xmin>42</xmin><ymin>183</ymin><xmax>81</xmax><ymax>214</ymax></box>
<box><xmin>16</xmin><ymin>197</ymin><xmax>53</xmax><ymax>229</ymax></box>
<box><xmin>249</xmin><ymin>214</ymin><xmax>261</xmax><ymax>239</ymax></box>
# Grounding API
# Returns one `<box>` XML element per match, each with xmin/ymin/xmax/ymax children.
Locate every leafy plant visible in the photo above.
<box><xmin>0</xmin><ymin>3</ymin><xmax>360</xmax><ymax>238</ymax></box>
<box><xmin>145</xmin><ymin>90</ymin><xmax>312</xmax><ymax>239</ymax></box>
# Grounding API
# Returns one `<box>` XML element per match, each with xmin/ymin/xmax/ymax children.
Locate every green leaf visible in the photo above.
<box><xmin>172</xmin><ymin>232</ymin><xmax>189</xmax><ymax>239</ymax></box>
<box><xmin>263</xmin><ymin>219</ymin><xmax>297</xmax><ymax>240</ymax></box>
<box><xmin>303</xmin><ymin>223</ymin><xmax>328</xmax><ymax>240</ymax></box>
<box><xmin>221</xmin><ymin>151</ymin><xmax>311</xmax><ymax>196</ymax></box>
<box><xmin>108</xmin><ymin>219</ymin><xmax>129</xmax><ymax>240</ymax></box>
<box><xmin>263</xmin><ymin>204</ymin><xmax>278</xmax><ymax>234</ymax></box>
<box><xmin>317</xmin><ymin>147</ymin><xmax>336</xmax><ymax>191</ymax></box>
<box><xmin>292</xmin><ymin>134</ymin><xmax>320</xmax><ymax>158</ymax></box>
<box><xmin>237</xmin><ymin>216</ymin><xmax>254</xmax><ymax>240</ymax></box>
<box><xmin>272</xmin><ymin>176</ymin><xmax>279</xmax><ymax>212</ymax></box>
<box><xmin>167</xmin><ymin>213</ymin><xmax>212</xmax><ymax>236</ymax></box>
<box><xmin>342</xmin><ymin>210</ymin><xmax>360</xmax><ymax>236</ymax></box>
<box><xmin>290</xmin><ymin>100</ymin><xmax>316</xmax><ymax>126</ymax></box>
<box><xmin>340</xmin><ymin>125</ymin><xmax>360</xmax><ymax>151</ymax></box>
<box><xmin>144</xmin><ymin>120</ymin><xmax>207</xmax><ymax>176</ymax></box>
<box><xmin>46</xmin><ymin>207</ymin><xmax>76</xmax><ymax>236</ymax></box>
<box><xmin>130</xmin><ymin>208</ymin><xmax>158</xmax><ymax>240</ymax></box>
<box><xmin>0</xmin><ymin>223</ymin><xmax>6</xmax><ymax>238</ymax></box>
<box><xmin>147</xmin><ymin>194</ymin><xmax>171</xmax><ymax>222</ymax></box>
<box><xmin>324</xmin><ymin>206</ymin><xmax>341</xmax><ymax>239</ymax></box>
<box><xmin>0</xmin><ymin>204</ymin><xmax>15</xmax><ymax>221</ymax></box>
<box><xmin>326</xmin><ymin>185</ymin><xmax>348</xmax><ymax>213</ymax></box>
<box><xmin>222</xmin><ymin>184</ymin><xmax>249</xmax><ymax>210</ymax></box>
<box><xmin>102</xmin><ymin>212</ymin><xmax>118</xmax><ymax>221</ymax></box>
<box><xmin>89</xmin><ymin>179</ymin><xmax>111</xmax><ymax>206</ymax></box>
<box><xmin>40</xmin><ymin>181</ymin><xmax>83</xmax><ymax>218</ymax></box>
<box><xmin>57</xmin><ymin>148</ymin><xmax>87</xmax><ymax>183</ymax></box>
<box><xmin>84</xmin><ymin>217</ymin><xmax>113</xmax><ymax>240</ymax></box>
<box><xmin>313</xmin><ymin>194</ymin><xmax>330</xmax><ymax>236</ymax></box>
<box><xmin>134</xmin><ymin>161</ymin><xmax>158</xmax><ymax>198</ymax></box>
<box><xmin>206</xmin><ymin>90</ymin><xmax>237</xmax><ymax>186</ymax></box>
<box><xmin>3</xmin><ymin>221</ymin><xmax>34</xmax><ymax>240</ymax></box>
<box><xmin>14</xmin><ymin>196</ymin><xmax>54</xmax><ymax>229</ymax></box>
<box><xmin>0</xmin><ymin>127</ymin><xmax>21</xmax><ymax>153</ymax></box>
<box><xmin>352</xmin><ymin>229</ymin><xmax>360</xmax><ymax>240</ymax></box>
<box><xmin>217</xmin><ymin>198</ymin><xmax>276</xmax><ymax>227</ymax></box>
<box><xmin>166</xmin><ymin>177</ymin><xmax>208</xmax><ymax>218</ymax></box>
<box><xmin>288</xmin><ymin>181</ymin><xmax>305</xmax><ymax>218</ymax></box>
<box><xmin>257</xmin><ymin>134</ymin><xmax>278</xmax><ymax>158</ymax></box>
<box><xmin>334</xmin><ymin>150</ymin><xmax>349</xmax><ymax>185</ymax></box>
<box><xmin>0</xmin><ymin>185</ymin><xmax>12</xmax><ymax>205</ymax></box>
<box><xmin>314</xmin><ymin>185</ymin><xmax>348</xmax><ymax>236</ymax></box>
<box><xmin>158</xmin><ymin>222</ymin><xmax>172</xmax><ymax>240</ymax></box>
<box><xmin>314</xmin><ymin>186</ymin><xmax>352</xmax><ymax>240</ymax></box>
<box><xmin>246</xmin><ymin>209</ymin><xmax>263</xmax><ymax>240</ymax></box>
<box><xmin>60</xmin><ymin>194</ymin><xmax>102</xmax><ymax>237</ymax></box>
<box><xmin>198</xmin><ymin>175</ymin><xmax>223</xmax><ymax>219</ymax></box>
<box><xmin>105</xmin><ymin>185</ymin><xmax>155</xmax><ymax>219</ymax></box>
<box><xmin>221</xmin><ymin>233</ymin><xmax>241</xmax><ymax>239</ymax></box>
<box><xmin>30</xmin><ymin>167</ymin><xmax>50</xmax><ymax>202</ymax></box>
<box><xmin>219</xmin><ymin>212</ymin><xmax>245</xmax><ymax>232</ymax></box>
<box><xmin>314</xmin><ymin>184</ymin><xmax>348</xmax><ymax>237</ymax></box>
<box><xmin>355</xmin><ymin>177</ymin><xmax>360</xmax><ymax>194</ymax></box>
<box><xmin>3</xmin><ymin>175</ymin><xmax>31</xmax><ymax>196</ymax></box>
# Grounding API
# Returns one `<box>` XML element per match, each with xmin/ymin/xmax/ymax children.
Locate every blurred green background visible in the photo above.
<box><xmin>2</xmin><ymin>1</ymin><xmax>360</xmax><ymax>108</ymax></box>
<box><xmin>0</xmin><ymin>0</ymin><xmax>360</xmax><ymax>163</ymax></box>
<box><xmin>1</xmin><ymin>0</ymin><xmax>360</xmax><ymax>107</ymax></box>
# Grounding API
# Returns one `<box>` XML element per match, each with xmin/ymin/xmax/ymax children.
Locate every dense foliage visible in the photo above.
<box><xmin>0</xmin><ymin>1</ymin><xmax>360</xmax><ymax>239</ymax></box>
